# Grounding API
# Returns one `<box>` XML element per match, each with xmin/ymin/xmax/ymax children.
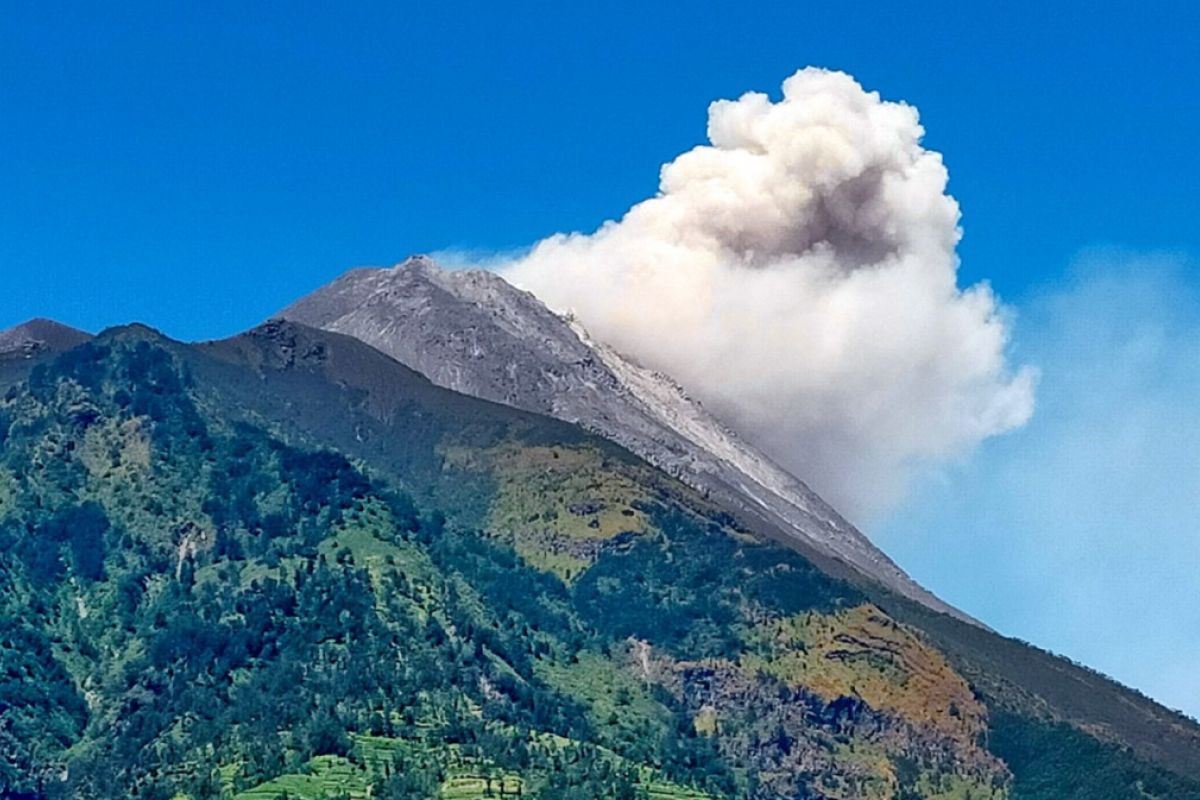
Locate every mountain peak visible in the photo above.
<box><xmin>386</xmin><ymin>254</ymin><xmax>540</xmax><ymax>305</ymax></box>
<box><xmin>96</xmin><ymin>322</ymin><xmax>169</xmax><ymax>341</ymax></box>
<box><xmin>0</xmin><ymin>317</ymin><xmax>91</xmax><ymax>359</ymax></box>
<box><xmin>392</xmin><ymin>253</ymin><xmax>439</xmax><ymax>272</ymax></box>
<box><xmin>280</xmin><ymin>260</ymin><xmax>972</xmax><ymax>624</ymax></box>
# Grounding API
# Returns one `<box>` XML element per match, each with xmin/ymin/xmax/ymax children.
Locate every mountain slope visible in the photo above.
<box><xmin>279</xmin><ymin>256</ymin><xmax>966</xmax><ymax>622</ymax></box>
<box><xmin>2</xmin><ymin>323</ymin><xmax>1198</xmax><ymax>799</ymax></box>
<box><xmin>0</xmin><ymin>319</ymin><xmax>91</xmax><ymax>361</ymax></box>
<box><xmin>194</xmin><ymin>320</ymin><xmax>1200</xmax><ymax>785</ymax></box>
<box><xmin>0</xmin><ymin>325</ymin><xmax>998</xmax><ymax>799</ymax></box>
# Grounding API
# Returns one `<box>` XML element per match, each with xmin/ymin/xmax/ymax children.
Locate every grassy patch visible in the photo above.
<box><xmin>743</xmin><ymin>604</ymin><xmax>987</xmax><ymax>746</ymax></box>
<box><xmin>446</xmin><ymin>442</ymin><xmax>653</xmax><ymax>580</ymax></box>
<box><xmin>535</xmin><ymin>650</ymin><xmax>673</xmax><ymax>755</ymax></box>
<box><xmin>233</xmin><ymin>755</ymin><xmax>367</xmax><ymax>800</ymax></box>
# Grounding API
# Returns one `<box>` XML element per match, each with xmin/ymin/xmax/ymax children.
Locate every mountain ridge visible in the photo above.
<box><xmin>279</xmin><ymin>256</ymin><xmax>972</xmax><ymax>624</ymax></box>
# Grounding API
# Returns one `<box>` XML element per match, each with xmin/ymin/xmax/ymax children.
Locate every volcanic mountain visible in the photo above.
<box><xmin>279</xmin><ymin>256</ymin><xmax>965</xmax><ymax>622</ymax></box>
<box><xmin>2</xmin><ymin>313</ymin><xmax>1199</xmax><ymax>799</ymax></box>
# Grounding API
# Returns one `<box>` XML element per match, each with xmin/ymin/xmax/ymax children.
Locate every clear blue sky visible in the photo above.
<box><xmin>3</xmin><ymin>1</ymin><xmax>1197</xmax><ymax>337</ymax></box>
<box><xmin>4</xmin><ymin>2</ymin><xmax>1199</xmax><ymax>714</ymax></box>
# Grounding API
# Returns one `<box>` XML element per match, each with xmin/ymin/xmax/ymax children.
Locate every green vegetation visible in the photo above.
<box><xmin>743</xmin><ymin>604</ymin><xmax>987</xmax><ymax>746</ymax></box>
<box><xmin>0</xmin><ymin>334</ymin><xmax>817</xmax><ymax>798</ymax></box>
<box><xmin>446</xmin><ymin>442</ymin><xmax>654</xmax><ymax>581</ymax></box>
<box><xmin>870</xmin><ymin>588</ymin><xmax>1200</xmax><ymax>794</ymax></box>
<box><xmin>988</xmin><ymin>712</ymin><xmax>1200</xmax><ymax>800</ymax></box>
<box><xmin>535</xmin><ymin>651</ymin><xmax>673</xmax><ymax>761</ymax></box>
<box><xmin>1</xmin><ymin>327</ymin><xmax>1197</xmax><ymax>799</ymax></box>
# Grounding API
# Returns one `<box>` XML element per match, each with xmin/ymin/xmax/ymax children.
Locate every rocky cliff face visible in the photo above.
<box><xmin>280</xmin><ymin>256</ymin><xmax>968</xmax><ymax>622</ymax></box>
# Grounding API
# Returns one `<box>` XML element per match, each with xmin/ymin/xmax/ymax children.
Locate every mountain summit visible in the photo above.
<box><xmin>0</xmin><ymin>318</ymin><xmax>91</xmax><ymax>360</ymax></box>
<box><xmin>280</xmin><ymin>256</ymin><xmax>965</xmax><ymax>622</ymax></box>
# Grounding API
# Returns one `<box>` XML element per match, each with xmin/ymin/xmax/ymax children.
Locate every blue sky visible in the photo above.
<box><xmin>3</xmin><ymin>2</ymin><xmax>1198</xmax><ymax>713</ymax></box>
<box><xmin>4</xmin><ymin>1</ymin><xmax>1197</xmax><ymax>335</ymax></box>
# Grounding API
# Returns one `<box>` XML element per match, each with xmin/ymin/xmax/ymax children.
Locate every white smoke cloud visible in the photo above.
<box><xmin>500</xmin><ymin>68</ymin><xmax>1036</xmax><ymax>522</ymax></box>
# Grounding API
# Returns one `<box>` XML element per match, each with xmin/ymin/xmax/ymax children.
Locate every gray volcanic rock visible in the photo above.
<box><xmin>281</xmin><ymin>255</ymin><xmax>971</xmax><ymax>623</ymax></box>
<box><xmin>0</xmin><ymin>318</ymin><xmax>92</xmax><ymax>360</ymax></box>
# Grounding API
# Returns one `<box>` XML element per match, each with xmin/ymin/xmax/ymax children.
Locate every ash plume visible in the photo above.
<box><xmin>500</xmin><ymin>68</ymin><xmax>1036</xmax><ymax>521</ymax></box>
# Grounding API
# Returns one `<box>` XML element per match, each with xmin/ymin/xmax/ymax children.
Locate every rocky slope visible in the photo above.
<box><xmin>279</xmin><ymin>256</ymin><xmax>966</xmax><ymax>622</ymax></box>
<box><xmin>0</xmin><ymin>318</ymin><xmax>91</xmax><ymax>360</ymax></box>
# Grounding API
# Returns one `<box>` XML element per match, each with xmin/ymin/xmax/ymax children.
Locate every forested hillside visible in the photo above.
<box><xmin>1</xmin><ymin>325</ymin><xmax>1197</xmax><ymax>799</ymax></box>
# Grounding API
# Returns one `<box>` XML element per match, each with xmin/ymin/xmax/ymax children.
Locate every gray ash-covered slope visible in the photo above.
<box><xmin>0</xmin><ymin>318</ymin><xmax>91</xmax><ymax>360</ymax></box>
<box><xmin>280</xmin><ymin>255</ymin><xmax>967</xmax><ymax>622</ymax></box>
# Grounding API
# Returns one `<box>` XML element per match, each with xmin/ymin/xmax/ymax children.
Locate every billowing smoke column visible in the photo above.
<box><xmin>501</xmin><ymin>68</ymin><xmax>1036</xmax><ymax>522</ymax></box>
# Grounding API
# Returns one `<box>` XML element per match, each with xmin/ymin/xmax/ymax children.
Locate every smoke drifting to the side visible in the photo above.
<box><xmin>501</xmin><ymin>68</ymin><xmax>1036</xmax><ymax>522</ymax></box>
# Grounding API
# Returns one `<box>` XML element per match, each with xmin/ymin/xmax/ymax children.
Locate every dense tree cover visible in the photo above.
<box><xmin>574</xmin><ymin>504</ymin><xmax>861</xmax><ymax>660</ymax></box>
<box><xmin>2</xmin><ymin>332</ymin><xmax>1197</xmax><ymax>800</ymax></box>
<box><xmin>0</xmin><ymin>336</ymin><xmax>762</xmax><ymax>799</ymax></box>
<box><xmin>0</xmin><ymin>618</ymin><xmax>87</xmax><ymax>792</ymax></box>
<box><xmin>989</xmin><ymin>712</ymin><xmax>1200</xmax><ymax>800</ymax></box>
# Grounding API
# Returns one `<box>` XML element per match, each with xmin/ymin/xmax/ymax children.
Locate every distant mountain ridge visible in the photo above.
<box><xmin>0</xmin><ymin>318</ymin><xmax>91</xmax><ymax>360</ymax></box>
<box><xmin>280</xmin><ymin>256</ymin><xmax>970</xmax><ymax>623</ymax></box>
